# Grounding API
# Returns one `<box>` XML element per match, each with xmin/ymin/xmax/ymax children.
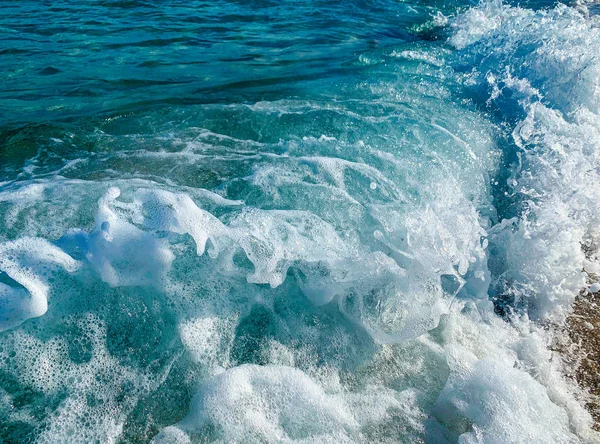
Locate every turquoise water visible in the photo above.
<box><xmin>1</xmin><ymin>0</ymin><xmax>600</xmax><ymax>442</ymax></box>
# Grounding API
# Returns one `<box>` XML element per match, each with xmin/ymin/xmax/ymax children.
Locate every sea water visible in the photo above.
<box><xmin>1</xmin><ymin>0</ymin><xmax>599</xmax><ymax>442</ymax></box>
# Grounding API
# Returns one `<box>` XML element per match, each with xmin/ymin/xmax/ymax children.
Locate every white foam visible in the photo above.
<box><xmin>448</xmin><ymin>1</ymin><xmax>600</xmax><ymax>322</ymax></box>
<box><xmin>99</xmin><ymin>186</ymin><xmax>481</xmax><ymax>342</ymax></box>
<box><xmin>2</xmin><ymin>2</ymin><xmax>600</xmax><ymax>440</ymax></box>
<box><xmin>60</xmin><ymin>187</ymin><xmax>174</xmax><ymax>287</ymax></box>
<box><xmin>154</xmin><ymin>365</ymin><xmax>358</xmax><ymax>443</ymax></box>
<box><xmin>0</xmin><ymin>315</ymin><xmax>163</xmax><ymax>443</ymax></box>
<box><xmin>0</xmin><ymin>237</ymin><xmax>79</xmax><ymax>331</ymax></box>
<box><xmin>434</xmin><ymin>355</ymin><xmax>579</xmax><ymax>443</ymax></box>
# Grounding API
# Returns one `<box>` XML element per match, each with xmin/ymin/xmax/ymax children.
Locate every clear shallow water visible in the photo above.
<box><xmin>1</xmin><ymin>0</ymin><xmax>600</xmax><ymax>442</ymax></box>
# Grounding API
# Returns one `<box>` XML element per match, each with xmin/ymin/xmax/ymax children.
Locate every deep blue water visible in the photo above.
<box><xmin>1</xmin><ymin>0</ymin><xmax>600</xmax><ymax>442</ymax></box>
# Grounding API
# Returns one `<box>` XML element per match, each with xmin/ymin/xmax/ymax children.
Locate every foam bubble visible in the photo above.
<box><xmin>157</xmin><ymin>365</ymin><xmax>358</xmax><ymax>443</ymax></box>
<box><xmin>0</xmin><ymin>237</ymin><xmax>79</xmax><ymax>331</ymax></box>
<box><xmin>434</xmin><ymin>356</ymin><xmax>579</xmax><ymax>443</ymax></box>
<box><xmin>59</xmin><ymin>188</ymin><xmax>174</xmax><ymax>287</ymax></box>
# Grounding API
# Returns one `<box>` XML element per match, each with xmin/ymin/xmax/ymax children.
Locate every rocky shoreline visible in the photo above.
<box><xmin>559</xmin><ymin>283</ymin><xmax>600</xmax><ymax>431</ymax></box>
<box><xmin>567</xmin><ymin>289</ymin><xmax>600</xmax><ymax>430</ymax></box>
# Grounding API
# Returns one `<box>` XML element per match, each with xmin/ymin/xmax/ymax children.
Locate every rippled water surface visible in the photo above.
<box><xmin>1</xmin><ymin>0</ymin><xmax>600</xmax><ymax>442</ymax></box>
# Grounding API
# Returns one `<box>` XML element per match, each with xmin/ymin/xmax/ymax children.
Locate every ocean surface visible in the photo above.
<box><xmin>1</xmin><ymin>0</ymin><xmax>600</xmax><ymax>442</ymax></box>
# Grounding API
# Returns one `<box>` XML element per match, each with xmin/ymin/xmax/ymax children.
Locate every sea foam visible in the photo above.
<box><xmin>1</xmin><ymin>1</ymin><xmax>600</xmax><ymax>442</ymax></box>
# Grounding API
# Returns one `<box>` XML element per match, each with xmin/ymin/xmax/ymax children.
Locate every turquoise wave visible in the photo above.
<box><xmin>0</xmin><ymin>1</ymin><xmax>599</xmax><ymax>442</ymax></box>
